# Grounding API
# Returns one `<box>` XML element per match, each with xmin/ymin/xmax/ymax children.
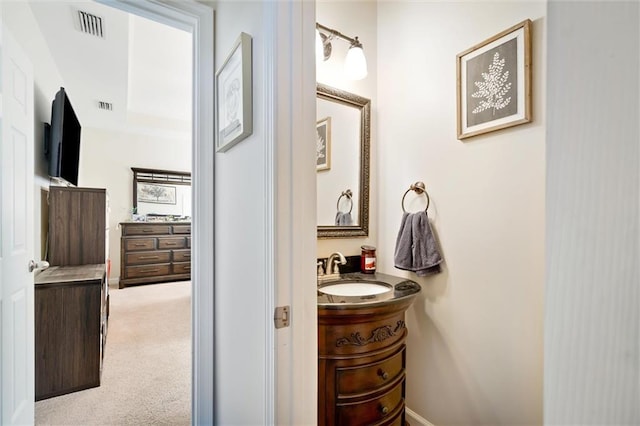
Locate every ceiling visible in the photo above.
<box><xmin>29</xmin><ymin>1</ymin><xmax>192</xmax><ymax>138</ymax></box>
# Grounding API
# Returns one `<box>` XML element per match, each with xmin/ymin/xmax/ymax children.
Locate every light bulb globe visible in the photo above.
<box><xmin>344</xmin><ymin>44</ymin><xmax>367</xmax><ymax>80</ymax></box>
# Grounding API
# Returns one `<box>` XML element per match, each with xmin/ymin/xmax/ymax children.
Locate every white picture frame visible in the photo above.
<box><xmin>216</xmin><ymin>32</ymin><xmax>253</xmax><ymax>152</ymax></box>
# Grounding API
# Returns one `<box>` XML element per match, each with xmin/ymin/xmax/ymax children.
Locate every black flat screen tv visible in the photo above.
<box><xmin>46</xmin><ymin>87</ymin><xmax>81</xmax><ymax>186</ymax></box>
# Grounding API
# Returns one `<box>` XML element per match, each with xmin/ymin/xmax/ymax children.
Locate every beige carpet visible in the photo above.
<box><xmin>35</xmin><ymin>281</ymin><xmax>192</xmax><ymax>426</ymax></box>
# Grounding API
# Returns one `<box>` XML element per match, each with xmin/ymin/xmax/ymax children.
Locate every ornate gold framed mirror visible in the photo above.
<box><xmin>316</xmin><ymin>84</ymin><xmax>370</xmax><ymax>238</ymax></box>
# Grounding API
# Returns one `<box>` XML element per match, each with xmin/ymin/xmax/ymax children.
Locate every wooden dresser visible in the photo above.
<box><xmin>318</xmin><ymin>276</ymin><xmax>420</xmax><ymax>426</ymax></box>
<box><xmin>119</xmin><ymin>222</ymin><xmax>191</xmax><ymax>288</ymax></box>
<box><xmin>39</xmin><ymin>186</ymin><xmax>110</xmax><ymax>400</ymax></box>
<box><xmin>35</xmin><ymin>264</ymin><xmax>108</xmax><ymax>400</ymax></box>
<box><xmin>48</xmin><ymin>186</ymin><xmax>108</xmax><ymax>267</ymax></box>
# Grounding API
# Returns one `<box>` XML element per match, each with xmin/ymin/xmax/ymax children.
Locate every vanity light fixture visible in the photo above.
<box><xmin>316</xmin><ymin>22</ymin><xmax>368</xmax><ymax>80</ymax></box>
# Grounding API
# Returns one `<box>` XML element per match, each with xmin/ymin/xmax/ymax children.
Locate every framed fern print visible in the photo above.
<box><xmin>457</xmin><ymin>19</ymin><xmax>531</xmax><ymax>140</ymax></box>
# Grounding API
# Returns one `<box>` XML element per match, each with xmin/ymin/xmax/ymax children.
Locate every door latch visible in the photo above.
<box><xmin>274</xmin><ymin>306</ymin><xmax>290</xmax><ymax>329</ymax></box>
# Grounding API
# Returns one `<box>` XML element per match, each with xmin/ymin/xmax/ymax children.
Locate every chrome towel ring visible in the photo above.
<box><xmin>401</xmin><ymin>181</ymin><xmax>430</xmax><ymax>213</ymax></box>
<box><xmin>336</xmin><ymin>189</ymin><xmax>354</xmax><ymax>214</ymax></box>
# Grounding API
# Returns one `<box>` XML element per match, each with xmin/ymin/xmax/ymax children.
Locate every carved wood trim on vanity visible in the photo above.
<box><xmin>336</xmin><ymin>320</ymin><xmax>406</xmax><ymax>347</ymax></box>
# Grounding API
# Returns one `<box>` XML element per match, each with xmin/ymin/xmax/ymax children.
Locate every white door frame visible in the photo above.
<box><xmin>96</xmin><ymin>1</ymin><xmax>214</xmax><ymax>423</ymax></box>
<box><xmin>272</xmin><ymin>1</ymin><xmax>318</xmax><ymax>424</ymax></box>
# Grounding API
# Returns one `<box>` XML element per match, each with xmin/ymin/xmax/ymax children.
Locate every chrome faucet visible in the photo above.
<box><xmin>318</xmin><ymin>252</ymin><xmax>347</xmax><ymax>282</ymax></box>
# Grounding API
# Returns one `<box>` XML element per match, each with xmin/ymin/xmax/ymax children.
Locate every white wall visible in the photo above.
<box><xmin>214</xmin><ymin>3</ymin><xmax>318</xmax><ymax>423</ymax></box>
<box><xmin>213</xmin><ymin>2</ymin><xmax>270</xmax><ymax>423</ymax></box>
<box><xmin>79</xmin><ymin>127</ymin><xmax>190</xmax><ymax>282</ymax></box>
<box><xmin>377</xmin><ymin>3</ymin><xmax>545</xmax><ymax>425</ymax></box>
<box><xmin>545</xmin><ymin>1</ymin><xmax>639</xmax><ymax>424</ymax></box>
<box><xmin>316</xmin><ymin>0</ymin><xmax>377</xmax><ymax>258</ymax></box>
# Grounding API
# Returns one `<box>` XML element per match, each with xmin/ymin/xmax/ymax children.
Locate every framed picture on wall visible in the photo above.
<box><xmin>316</xmin><ymin>117</ymin><xmax>331</xmax><ymax>171</ymax></box>
<box><xmin>457</xmin><ymin>19</ymin><xmax>532</xmax><ymax>140</ymax></box>
<box><xmin>137</xmin><ymin>183</ymin><xmax>177</xmax><ymax>205</ymax></box>
<box><xmin>216</xmin><ymin>32</ymin><xmax>253</xmax><ymax>152</ymax></box>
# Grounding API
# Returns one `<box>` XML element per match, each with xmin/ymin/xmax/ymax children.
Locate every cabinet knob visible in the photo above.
<box><xmin>377</xmin><ymin>368</ymin><xmax>389</xmax><ymax>380</ymax></box>
<box><xmin>379</xmin><ymin>405</ymin><xmax>389</xmax><ymax>415</ymax></box>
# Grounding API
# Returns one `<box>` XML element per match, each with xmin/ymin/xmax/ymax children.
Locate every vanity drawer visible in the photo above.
<box><xmin>385</xmin><ymin>407</ymin><xmax>405</xmax><ymax>426</ymax></box>
<box><xmin>320</xmin><ymin>312</ymin><xmax>407</xmax><ymax>356</ymax></box>
<box><xmin>172</xmin><ymin>225</ymin><xmax>191</xmax><ymax>234</ymax></box>
<box><xmin>337</xmin><ymin>348</ymin><xmax>405</xmax><ymax>397</ymax></box>
<box><xmin>126</xmin><ymin>251</ymin><xmax>171</xmax><ymax>265</ymax></box>
<box><xmin>173</xmin><ymin>250</ymin><xmax>191</xmax><ymax>262</ymax></box>
<box><xmin>187</xmin><ymin>237</ymin><xmax>191</xmax><ymax>248</ymax></box>
<box><xmin>125</xmin><ymin>238</ymin><xmax>156</xmax><ymax>251</ymax></box>
<box><xmin>173</xmin><ymin>262</ymin><xmax>191</xmax><ymax>275</ymax></box>
<box><xmin>158</xmin><ymin>237</ymin><xmax>186</xmax><ymax>249</ymax></box>
<box><xmin>124</xmin><ymin>225</ymin><xmax>171</xmax><ymax>236</ymax></box>
<box><xmin>126</xmin><ymin>264</ymin><xmax>171</xmax><ymax>279</ymax></box>
<box><xmin>336</xmin><ymin>379</ymin><xmax>404</xmax><ymax>425</ymax></box>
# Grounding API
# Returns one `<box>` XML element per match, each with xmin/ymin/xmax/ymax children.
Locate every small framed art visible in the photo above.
<box><xmin>457</xmin><ymin>19</ymin><xmax>532</xmax><ymax>140</ymax></box>
<box><xmin>216</xmin><ymin>32</ymin><xmax>253</xmax><ymax>152</ymax></box>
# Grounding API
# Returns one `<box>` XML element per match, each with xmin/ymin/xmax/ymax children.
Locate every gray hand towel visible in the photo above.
<box><xmin>335</xmin><ymin>212</ymin><xmax>353</xmax><ymax>226</ymax></box>
<box><xmin>394</xmin><ymin>213</ymin><xmax>414</xmax><ymax>269</ymax></box>
<box><xmin>394</xmin><ymin>211</ymin><xmax>443</xmax><ymax>276</ymax></box>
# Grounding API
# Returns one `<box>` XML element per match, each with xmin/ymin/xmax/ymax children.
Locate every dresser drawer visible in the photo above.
<box><xmin>158</xmin><ymin>237</ymin><xmax>186</xmax><ymax>249</ymax></box>
<box><xmin>125</xmin><ymin>264</ymin><xmax>171</xmax><ymax>279</ymax></box>
<box><xmin>172</xmin><ymin>225</ymin><xmax>191</xmax><ymax>234</ymax></box>
<box><xmin>124</xmin><ymin>225</ymin><xmax>171</xmax><ymax>235</ymax></box>
<box><xmin>173</xmin><ymin>250</ymin><xmax>191</xmax><ymax>262</ymax></box>
<box><xmin>173</xmin><ymin>262</ymin><xmax>191</xmax><ymax>274</ymax></box>
<box><xmin>126</xmin><ymin>251</ymin><xmax>171</xmax><ymax>265</ymax></box>
<box><xmin>336</xmin><ymin>379</ymin><xmax>404</xmax><ymax>425</ymax></box>
<box><xmin>337</xmin><ymin>348</ymin><xmax>404</xmax><ymax>397</ymax></box>
<box><xmin>124</xmin><ymin>238</ymin><xmax>155</xmax><ymax>251</ymax></box>
<box><xmin>186</xmin><ymin>237</ymin><xmax>191</xmax><ymax>248</ymax></box>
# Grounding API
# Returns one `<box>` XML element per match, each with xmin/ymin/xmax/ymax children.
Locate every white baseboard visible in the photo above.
<box><xmin>406</xmin><ymin>407</ymin><xmax>435</xmax><ymax>426</ymax></box>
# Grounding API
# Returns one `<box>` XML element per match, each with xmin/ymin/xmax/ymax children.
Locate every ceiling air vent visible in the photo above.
<box><xmin>77</xmin><ymin>10</ymin><xmax>104</xmax><ymax>39</ymax></box>
<box><xmin>98</xmin><ymin>101</ymin><xmax>113</xmax><ymax>111</ymax></box>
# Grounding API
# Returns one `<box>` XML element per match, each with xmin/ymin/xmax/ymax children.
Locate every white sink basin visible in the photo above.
<box><xmin>319</xmin><ymin>281</ymin><xmax>392</xmax><ymax>297</ymax></box>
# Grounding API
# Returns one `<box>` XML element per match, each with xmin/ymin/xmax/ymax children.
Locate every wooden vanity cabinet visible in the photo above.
<box><xmin>119</xmin><ymin>222</ymin><xmax>191</xmax><ymax>288</ymax></box>
<box><xmin>318</xmin><ymin>298</ymin><xmax>416</xmax><ymax>426</ymax></box>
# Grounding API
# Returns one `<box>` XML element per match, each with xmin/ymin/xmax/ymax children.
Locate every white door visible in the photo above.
<box><xmin>0</xmin><ymin>22</ymin><xmax>35</xmax><ymax>426</ymax></box>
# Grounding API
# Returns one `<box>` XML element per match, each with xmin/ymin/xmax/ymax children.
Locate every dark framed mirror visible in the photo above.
<box><xmin>317</xmin><ymin>84</ymin><xmax>370</xmax><ymax>238</ymax></box>
<box><xmin>132</xmin><ymin>167</ymin><xmax>192</xmax><ymax>219</ymax></box>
